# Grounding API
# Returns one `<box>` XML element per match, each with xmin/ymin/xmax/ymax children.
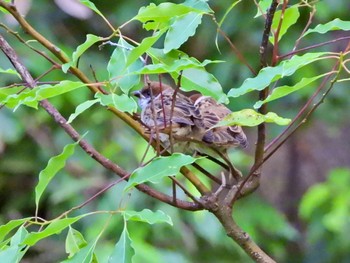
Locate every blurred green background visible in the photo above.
<box><xmin>1</xmin><ymin>0</ymin><xmax>350</xmax><ymax>262</ymax></box>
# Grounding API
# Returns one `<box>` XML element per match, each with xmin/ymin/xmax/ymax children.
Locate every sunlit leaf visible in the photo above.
<box><xmin>126</xmin><ymin>29</ymin><xmax>167</xmax><ymax>67</ymax></box>
<box><xmin>141</xmin><ymin>48</ymin><xmax>227</xmax><ymax>102</ymax></box>
<box><xmin>108</xmin><ymin>223</ymin><xmax>135</xmax><ymax>263</ymax></box>
<box><xmin>253</xmin><ymin>74</ymin><xmax>328</xmax><ymax>109</ymax></box>
<box><xmin>123</xmin><ymin>209</ymin><xmax>173</xmax><ymax>225</ymax></box>
<box><xmin>62</xmin><ymin>34</ymin><xmax>102</xmax><ymax>73</ymax></box>
<box><xmin>254</xmin><ymin>0</ymin><xmax>272</xmax><ymax>17</ymax></box>
<box><xmin>0</xmin><ymin>218</ymin><xmax>31</xmax><ymax>243</ymax></box>
<box><xmin>23</xmin><ymin>216</ymin><xmax>84</xmax><ymax>246</ymax></box>
<box><xmin>65</xmin><ymin>227</ymin><xmax>88</xmax><ymax>258</ymax></box>
<box><xmin>1</xmin><ymin>81</ymin><xmax>87</xmax><ymax>110</ymax></box>
<box><xmin>67</xmin><ymin>99</ymin><xmax>99</xmax><ymax>124</ymax></box>
<box><xmin>35</xmin><ymin>141</ymin><xmax>79</xmax><ymax>212</ymax></box>
<box><xmin>107</xmin><ymin>38</ymin><xmax>143</xmax><ymax>93</ymax></box>
<box><xmin>96</xmin><ymin>93</ymin><xmax>138</xmax><ymax>114</ymax></box>
<box><xmin>134</xmin><ymin>3</ymin><xmax>200</xmax><ymax>23</ymax></box>
<box><xmin>0</xmin><ymin>68</ymin><xmax>20</xmax><ymax>78</ymax></box>
<box><xmin>79</xmin><ymin>0</ymin><xmax>104</xmax><ymax>17</ymax></box>
<box><xmin>303</xmin><ymin>18</ymin><xmax>350</xmax><ymax>37</ymax></box>
<box><xmin>269</xmin><ymin>5</ymin><xmax>300</xmax><ymax>43</ymax></box>
<box><xmin>124</xmin><ymin>154</ymin><xmax>199</xmax><ymax>191</ymax></box>
<box><xmin>164</xmin><ymin>12</ymin><xmax>202</xmax><ymax>53</ymax></box>
<box><xmin>213</xmin><ymin>109</ymin><xmax>291</xmax><ymax>127</ymax></box>
<box><xmin>228</xmin><ymin>52</ymin><xmax>330</xmax><ymax>97</ymax></box>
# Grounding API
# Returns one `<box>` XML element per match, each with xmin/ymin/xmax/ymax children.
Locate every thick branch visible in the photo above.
<box><xmin>0</xmin><ymin>33</ymin><xmax>202</xmax><ymax>211</ymax></box>
<box><xmin>200</xmin><ymin>195</ymin><xmax>276</xmax><ymax>263</ymax></box>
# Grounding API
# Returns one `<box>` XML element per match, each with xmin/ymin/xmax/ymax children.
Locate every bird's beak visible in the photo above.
<box><xmin>132</xmin><ymin>90</ymin><xmax>141</xmax><ymax>98</ymax></box>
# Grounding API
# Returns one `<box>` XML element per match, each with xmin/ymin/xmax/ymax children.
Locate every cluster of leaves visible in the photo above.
<box><xmin>1</xmin><ymin>0</ymin><xmax>350</xmax><ymax>262</ymax></box>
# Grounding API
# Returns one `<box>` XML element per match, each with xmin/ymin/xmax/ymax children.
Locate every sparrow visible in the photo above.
<box><xmin>189</xmin><ymin>94</ymin><xmax>248</xmax><ymax>151</ymax></box>
<box><xmin>133</xmin><ymin>81</ymin><xmax>203</xmax><ymax>153</ymax></box>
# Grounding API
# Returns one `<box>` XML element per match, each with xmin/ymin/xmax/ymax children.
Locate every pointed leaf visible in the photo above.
<box><xmin>164</xmin><ymin>12</ymin><xmax>202</xmax><ymax>53</ymax></box>
<box><xmin>134</xmin><ymin>3</ymin><xmax>200</xmax><ymax>23</ymax></box>
<box><xmin>0</xmin><ymin>226</ymin><xmax>29</xmax><ymax>263</ymax></box>
<box><xmin>254</xmin><ymin>0</ymin><xmax>272</xmax><ymax>17</ymax></box>
<box><xmin>2</xmin><ymin>81</ymin><xmax>87</xmax><ymax>110</ymax></box>
<box><xmin>65</xmin><ymin>227</ymin><xmax>88</xmax><ymax>258</ymax></box>
<box><xmin>62</xmin><ymin>34</ymin><xmax>102</xmax><ymax>73</ymax></box>
<box><xmin>124</xmin><ymin>154</ymin><xmax>199</xmax><ymax>191</ymax></box>
<box><xmin>0</xmin><ymin>68</ymin><xmax>20</xmax><ymax>78</ymax></box>
<box><xmin>123</xmin><ymin>209</ymin><xmax>173</xmax><ymax>225</ymax></box>
<box><xmin>62</xmin><ymin>241</ymin><xmax>96</xmax><ymax>263</ymax></box>
<box><xmin>23</xmin><ymin>216</ymin><xmax>83</xmax><ymax>246</ymax></box>
<box><xmin>35</xmin><ymin>141</ymin><xmax>79</xmax><ymax>212</ymax></box>
<box><xmin>228</xmin><ymin>52</ymin><xmax>330</xmax><ymax>97</ymax></box>
<box><xmin>254</xmin><ymin>74</ymin><xmax>328</xmax><ymax>109</ymax></box>
<box><xmin>67</xmin><ymin>99</ymin><xmax>99</xmax><ymax>124</ymax></box>
<box><xmin>303</xmin><ymin>18</ymin><xmax>350</xmax><ymax>37</ymax></box>
<box><xmin>108</xmin><ymin>224</ymin><xmax>134</xmax><ymax>263</ymax></box>
<box><xmin>79</xmin><ymin>0</ymin><xmax>103</xmax><ymax>17</ymax></box>
<box><xmin>107</xmin><ymin>38</ymin><xmax>143</xmax><ymax>93</ymax></box>
<box><xmin>96</xmin><ymin>93</ymin><xmax>137</xmax><ymax>114</ymax></box>
<box><xmin>0</xmin><ymin>218</ymin><xmax>31</xmax><ymax>243</ymax></box>
<box><xmin>269</xmin><ymin>6</ymin><xmax>300</xmax><ymax>43</ymax></box>
<box><xmin>126</xmin><ymin>29</ymin><xmax>167</xmax><ymax>67</ymax></box>
<box><xmin>176</xmin><ymin>67</ymin><xmax>228</xmax><ymax>103</ymax></box>
<box><xmin>183</xmin><ymin>0</ymin><xmax>213</xmax><ymax>13</ymax></box>
<box><xmin>214</xmin><ymin>109</ymin><xmax>291</xmax><ymax>127</ymax></box>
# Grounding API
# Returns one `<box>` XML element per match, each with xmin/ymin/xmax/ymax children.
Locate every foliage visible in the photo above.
<box><xmin>0</xmin><ymin>0</ymin><xmax>350</xmax><ymax>262</ymax></box>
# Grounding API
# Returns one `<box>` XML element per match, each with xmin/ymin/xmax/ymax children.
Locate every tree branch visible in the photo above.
<box><xmin>0</xmin><ymin>33</ymin><xmax>202</xmax><ymax>211</ymax></box>
<box><xmin>0</xmin><ymin>0</ymin><xmax>211</xmax><ymax>195</ymax></box>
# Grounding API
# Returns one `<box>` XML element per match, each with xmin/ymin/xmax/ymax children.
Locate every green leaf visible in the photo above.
<box><xmin>269</xmin><ymin>5</ymin><xmax>300</xmax><ymax>43</ymax></box>
<box><xmin>164</xmin><ymin>12</ymin><xmax>202</xmax><ymax>53</ymax></box>
<box><xmin>0</xmin><ymin>68</ymin><xmax>20</xmax><ymax>78</ymax></box>
<box><xmin>253</xmin><ymin>74</ymin><xmax>328</xmax><ymax>109</ymax></box>
<box><xmin>108</xmin><ymin>223</ymin><xmax>135</xmax><ymax>263</ymax></box>
<box><xmin>124</xmin><ymin>153</ymin><xmax>199</xmax><ymax>191</ymax></box>
<box><xmin>142</xmin><ymin>48</ymin><xmax>227</xmax><ymax>102</ymax></box>
<box><xmin>183</xmin><ymin>0</ymin><xmax>213</xmax><ymax>13</ymax></box>
<box><xmin>214</xmin><ymin>109</ymin><xmax>291</xmax><ymax>127</ymax></box>
<box><xmin>62</xmin><ymin>241</ymin><xmax>96</xmax><ymax>263</ymax></box>
<box><xmin>299</xmin><ymin>184</ymin><xmax>329</xmax><ymax>220</ymax></box>
<box><xmin>228</xmin><ymin>52</ymin><xmax>329</xmax><ymax>97</ymax></box>
<box><xmin>125</xmin><ymin>29</ymin><xmax>167</xmax><ymax>67</ymax></box>
<box><xmin>0</xmin><ymin>218</ymin><xmax>30</xmax><ymax>243</ymax></box>
<box><xmin>177</xmin><ymin>67</ymin><xmax>228</xmax><ymax>103</ymax></box>
<box><xmin>65</xmin><ymin>227</ymin><xmax>88</xmax><ymax>258</ymax></box>
<box><xmin>107</xmin><ymin>38</ymin><xmax>143</xmax><ymax>93</ymax></box>
<box><xmin>35</xmin><ymin>141</ymin><xmax>79</xmax><ymax>212</ymax></box>
<box><xmin>303</xmin><ymin>18</ymin><xmax>350</xmax><ymax>37</ymax></box>
<box><xmin>0</xmin><ymin>226</ymin><xmax>29</xmax><ymax>263</ymax></box>
<box><xmin>254</xmin><ymin>0</ymin><xmax>272</xmax><ymax>17</ymax></box>
<box><xmin>79</xmin><ymin>0</ymin><xmax>104</xmax><ymax>17</ymax></box>
<box><xmin>134</xmin><ymin>3</ymin><xmax>200</xmax><ymax>23</ymax></box>
<box><xmin>123</xmin><ymin>209</ymin><xmax>173</xmax><ymax>225</ymax></box>
<box><xmin>23</xmin><ymin>216</ymin><xmax>83</xmax><ymax>246</ymax></box>
<box><xmin>2</xmin><ymin>81</ymin><xmax>87</xmax><ymax>110</ymax></box>
<box><xmin>62</xmin><ymin>34</ymin><xmax>102</xmax><ymax>73</ymax></box>
<box><xmin>96</xmin><ymin>93</ymin><xmax>137</xmax><ymax>114</ymax></box>
<box><xmin>67</xmin><ymin>99</ymin><xmax>99</xmax><ymax>124</ymax></box>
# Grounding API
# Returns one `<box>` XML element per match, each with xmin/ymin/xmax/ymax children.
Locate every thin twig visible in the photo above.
<box><xmin>0</xmin><ymin>33</ymin><xmax>202</xmax><ymax>211</ymax></box>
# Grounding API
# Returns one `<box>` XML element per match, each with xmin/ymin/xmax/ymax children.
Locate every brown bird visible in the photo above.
<box><xmin>133</xmin><ymin>81</ymin><xmax>203</xmax><ymax>153</ymax></box>
<box><xmin>189</xmin><ymin>94</ymin><xmax>248</xmax><ymax>151</ymax></box>
<box><xmin>189</xmin><ymin>94</ymin><xmax>248</xmax><ymax>181</ymax></box>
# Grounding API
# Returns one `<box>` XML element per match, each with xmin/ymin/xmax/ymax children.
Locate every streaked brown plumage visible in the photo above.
<box><xmin>133</xmin><ymin>81</ymin><xmax>203</xmax><ymax>152</ymax></box>
<box><xmin>190</xmin><ymin>94</ymin><xmax>248</xmax><ymax>150</ymax></box>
